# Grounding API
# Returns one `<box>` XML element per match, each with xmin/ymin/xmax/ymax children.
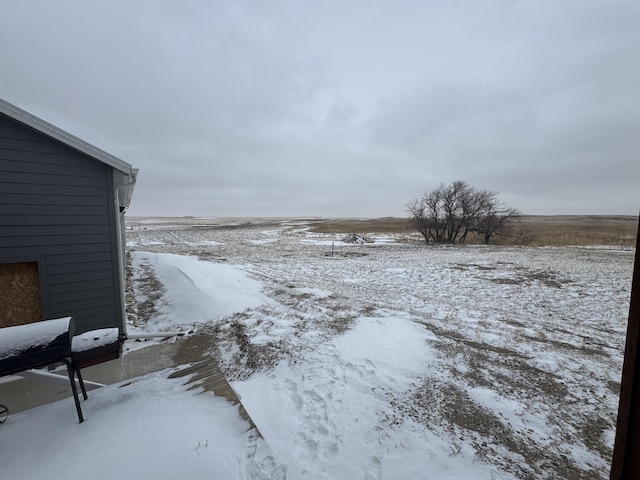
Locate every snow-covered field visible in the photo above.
<box><xmin>125</xmin><ymin>219</ymin><xmax>634</xmax><ymax>479</ymax></box>
<box><xmin>1</xmin><ymin>218</ymin><xmax>634</xmax><ymax>480</ymax></box>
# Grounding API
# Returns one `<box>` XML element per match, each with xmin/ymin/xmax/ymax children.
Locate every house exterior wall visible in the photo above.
<box><xmin>0</xmin><ymin>112</ymin><xmax>124</xmax><ymax>335</ymax></box>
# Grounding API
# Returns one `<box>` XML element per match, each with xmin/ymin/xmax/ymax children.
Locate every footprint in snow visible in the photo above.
<box><xmin>364</xmin><ymin>425</ymin><xmax>390</xmax><ymax>446</ymax></box>
<box><xmin>283</xmin><ymin>379</ymin><xmax>304</xmax><ymax>410</ymax></box>
<box><xmin>251</xmin><ymin>456</ymin><xmax>287</xmax><ymax>480</ymax></box>
<box><xmin>363</xmin><ymin>455</ymin><xmax>382</xmax><ymax>480</ymax></box>
<box><xmin>244</xmin><ymin>430</ymin><xmax>287</xmax><ymax>480</ymax></box>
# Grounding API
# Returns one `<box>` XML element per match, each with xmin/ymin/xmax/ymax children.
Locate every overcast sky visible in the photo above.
<box><xmin>1</xmin><ymin>1</ymin><xmax>638</xmax><ymax>217</ymax></box>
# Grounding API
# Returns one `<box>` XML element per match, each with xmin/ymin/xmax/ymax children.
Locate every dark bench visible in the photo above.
<box><xmin>0</xmin><ymin>317</ymin><xmax>88</xmax><ymax>423</ymax></box>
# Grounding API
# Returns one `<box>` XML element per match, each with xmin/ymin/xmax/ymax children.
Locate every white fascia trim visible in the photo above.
<box><xmin>0</xmin><ymin>98</ymin><xmax>134</xmax><ymax>176</ymax></box>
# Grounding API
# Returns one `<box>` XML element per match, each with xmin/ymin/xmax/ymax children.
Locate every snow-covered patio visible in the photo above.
<box><xmin>0</xmin><ymin>364</ymin><xmax>280</xmax><ymax>480</ymax></box>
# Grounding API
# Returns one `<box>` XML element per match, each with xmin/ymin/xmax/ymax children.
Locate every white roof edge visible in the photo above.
<box><xmin>0</xmin><ymin>98</ymin><xmax>134</xmax><ymax>176</ymax></box>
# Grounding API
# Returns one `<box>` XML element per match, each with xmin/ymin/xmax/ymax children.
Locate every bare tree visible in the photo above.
<box><xmin>407</xmin><ymin>181</ymin><xmax>519</xmax><ymax>244</ymax></box>
<box><xmin>407</xmin><ymin>187</ymin><xmax>445</xmax><ymax>243</ymax></box>
<box><xmin>407</xmin><ymin>197</ymin><xmax>439</xmax><ymax>243</ymax></box>
<box><xmin>474</xmin><ymin>204</ymin><xmax>520</xmax><ymax>244</ymax></box>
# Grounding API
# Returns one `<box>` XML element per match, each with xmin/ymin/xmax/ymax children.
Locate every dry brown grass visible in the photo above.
<box><xmin>498</xmin><ymin>215</ymin><xmax>637</xmax><ymax>247</ymax></box>
<box><xmin>306</xmin><ymin>215</ymin><xmax>638</xmax><ymax>247</ymax></box>
<box><xmin>306</xmin><ymin>217</ymin><xmax>415</xmax><ymax>235</ymax></box>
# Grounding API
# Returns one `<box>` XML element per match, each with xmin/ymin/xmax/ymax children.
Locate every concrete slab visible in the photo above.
<box><xmin>0</xmin><ymin>332</ymin><xmax>231</xmax><ymax>417</ymax></box>
<box><xmin>168</xmin><ymin>359</ymin><xmax>259</xmax><ymax>434</ymax></box>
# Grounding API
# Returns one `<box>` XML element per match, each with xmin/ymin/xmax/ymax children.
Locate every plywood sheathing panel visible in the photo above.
<box><xmin>0</xmin><ymin>262</ymin><xmax>42</xmax><ymax>328</ymax></box>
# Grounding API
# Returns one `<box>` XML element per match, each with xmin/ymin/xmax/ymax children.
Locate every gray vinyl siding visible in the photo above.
<box><xmin>0</xmin><ymin>113</ymin><xmax>123</xmax><ymax>334</ymax></box>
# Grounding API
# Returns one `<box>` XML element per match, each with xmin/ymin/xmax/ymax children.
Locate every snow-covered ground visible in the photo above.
<box><xmin>1</xmin><ymin>219</ymin><xmax>634</xmax><ymax>479</ymax></box>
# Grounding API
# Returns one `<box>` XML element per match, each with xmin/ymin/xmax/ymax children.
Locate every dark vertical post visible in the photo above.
<box><xmin>63</xmin><ymin>359</ymin><xmax>84</xmax><ymax>423</ymax></box>
<box><xmin>611</xmin><ymin>216</ymin><xmax>640</xmax><ymax>479</ymax></box>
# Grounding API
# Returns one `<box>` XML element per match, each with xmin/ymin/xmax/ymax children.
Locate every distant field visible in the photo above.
<box><xmin>305</xmin><ymin>215</ymin><xmax>639</xmax><ymax>247</ymax></box>
<box><xmin>127</xmin><ymin>215</ymin><xmax>638</xmax><ymax>247</ymax></box>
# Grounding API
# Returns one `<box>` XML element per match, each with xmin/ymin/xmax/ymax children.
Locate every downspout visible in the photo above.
<box><xmin>112</xmin><ymin>170</ymin><xmax>185</xmax><ymax>342</ymax></box>
<box><xmin>114</xmin><ymin>173</ymin><xmax>137</xmax><ymax>340</ymax></box>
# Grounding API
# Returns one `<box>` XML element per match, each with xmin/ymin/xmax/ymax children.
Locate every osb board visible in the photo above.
<box><xmin>0</xmin><ymin>262</ymin><xmax>42</xmax><ymax>328</ymax></box>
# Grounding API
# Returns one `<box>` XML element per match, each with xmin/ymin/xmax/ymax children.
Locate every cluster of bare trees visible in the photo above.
<box><xmin>407</xmin><ymin>180</ymin><xmax>519</xmax><ymax>245</ymax></box>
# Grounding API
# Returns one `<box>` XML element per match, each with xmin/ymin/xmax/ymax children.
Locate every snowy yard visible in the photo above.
<box><xmin>1</xmin><ymin>218</ymin><xmax>634</xmax><ymax>479</ymax></box>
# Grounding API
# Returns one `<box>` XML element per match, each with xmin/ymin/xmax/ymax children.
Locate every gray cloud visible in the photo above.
<box><xmin>1</xmin><ymin>0</ymin><xmax>638</xmax><ymax>217</ymax></box>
